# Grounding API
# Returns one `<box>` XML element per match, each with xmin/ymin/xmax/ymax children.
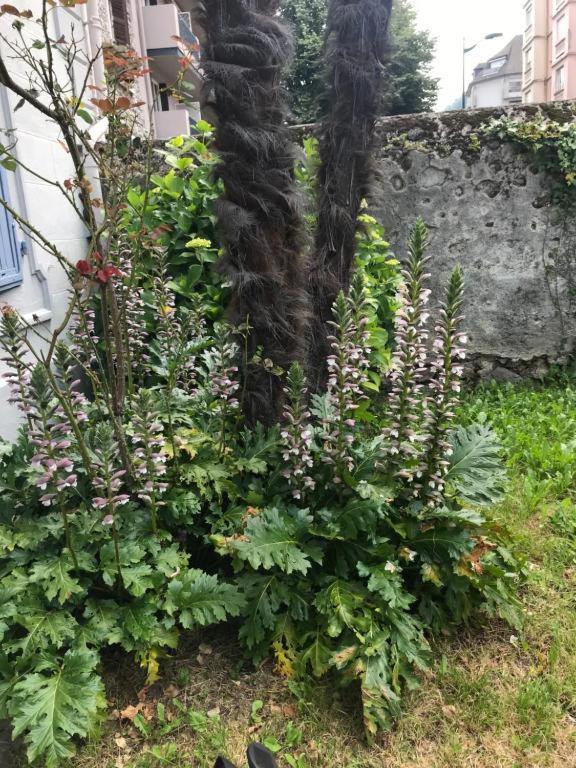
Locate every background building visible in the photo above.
<box><xmin>466</xmin><ymin>36</ymin><xmax>523</xmax><ymax>108</ymax></box>
<box><xmin>90</xmin><ymin>0</ymin><xmax>202</xmax><ymax>139</ymax></box>
<box><xmin>523</xmin><ymin>0</ymin><xmax>576</xmax><ymax>103</ymax></box>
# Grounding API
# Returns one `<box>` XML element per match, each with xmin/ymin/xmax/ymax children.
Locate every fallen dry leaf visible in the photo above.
<box><xmin>119</xmin><ymin>703</ymin><xmax>144</xmax><ymax>721</ymax></box>
<box><xmin>207</xmin><ymin>706</ymin><xmax>221</xmax><ymax>718</ymax></box>
<box><xmin>114</xmin><ymin>735</ymin><xmax>128</xmax><ymax>750</ymax></box>
<box><xmin>164</xmin><ymin>684</ymin><xmax>180</xmax><ymax>699</ymax></box>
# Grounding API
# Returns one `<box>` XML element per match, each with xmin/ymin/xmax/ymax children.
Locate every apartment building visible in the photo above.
<box><xmin>523</xmin><ymin>0</ymin><xmax>576</xmax><ymax>102</ymax></box>
<box><xmin>466</xmin><ymin>36</ymin><xmax>523</xmax><ymax>108</ymax></box>
<box><xmin>90</xmin><ymin>0</ymin><xmax>202</xmax><ymax>139</ymax></box>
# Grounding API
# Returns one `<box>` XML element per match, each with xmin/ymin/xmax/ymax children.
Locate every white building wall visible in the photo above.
<box><xmin>468</xmin><ymin>77</ymin><xmax>506</xmax><ymax>108</ymax></box>
<box><xmin>468</xmin><ymin>74</ymin><xmax>524</xmax><ymax>108</ymax></box>
<box><xmin>0</xmin><ymin>4</ymin><xmax>93</xmax><ymax>440</ymax></box>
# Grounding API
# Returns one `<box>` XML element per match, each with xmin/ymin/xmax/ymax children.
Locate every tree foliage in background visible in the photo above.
<box><xmin>282</xmin><ymin>0</ymin><xmax>438</xmax><ymax>124</ymax></box>
<box><xmin>380</xmin><ymin>0</ymin><xmax>438</xmax><ymax>116</ymax></box>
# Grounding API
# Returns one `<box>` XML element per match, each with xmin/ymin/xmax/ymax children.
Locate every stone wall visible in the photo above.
<box><xmin>368</xmin><ymin>103</ymin><xmax>576</xmax><ymax>380</ymax></box>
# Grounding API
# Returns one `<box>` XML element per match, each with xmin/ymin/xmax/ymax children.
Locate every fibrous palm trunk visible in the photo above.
<box><xmin>198</xmin><ymin>0</ymin><xmax>309</xmax><ymax>425</ymax></box>
<box><xmin>308</xmin><ymin>0</ymin><xmax>393</xmax><ymax>391</ymax></box>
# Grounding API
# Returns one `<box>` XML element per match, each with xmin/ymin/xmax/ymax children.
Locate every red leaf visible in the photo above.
<box><xmin>75</xmin><ymin>259</ymin><xmax>92</xmax><ymax>276</ymax></box>
<box><xmin>115</xmin><ymin>96</ymin><xmax>131</xmax><ymax>110</ymax></box>
<box><xmin>1</xmin><ymin>5</ymin><xmax>23</xmax><ymax>16</ymax></box>
<box><xmin>90</xmin><ymin>97</ymin><xmax>113</xmax><ymax>114</ymax></box>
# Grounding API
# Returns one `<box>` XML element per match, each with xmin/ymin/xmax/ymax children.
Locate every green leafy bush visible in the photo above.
<box><xmin>0</xmin><ymin>218</ymin><xmax>523</xmax><ymax>762</ymax></box>
<box><xmin>1</xmin><ymin>119</ymin><xmax>524</xmax><ymax>764</ymax></box>
<box><xmin>121</xmin><ymin>126</ymin><xmax>225</xmax><ymax>320</ymax></box>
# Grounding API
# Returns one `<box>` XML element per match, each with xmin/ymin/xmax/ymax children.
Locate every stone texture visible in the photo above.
<box><xmin>368</xmin><ymin>103</ymin><xmax>576</xmax><ymax>378</ymax></box>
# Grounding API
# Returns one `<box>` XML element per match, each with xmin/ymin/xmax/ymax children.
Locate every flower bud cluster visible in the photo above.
<box><xmin>321</xmin><ymin>276</ymin><xmax>371</xmax><ymax>483</ymax></box>
<box><xmin>0</xmin><ymin>306</ymin><xmax>32</xmax><ymax>414</ymax></box>
<box><xmin>88</xmin><ymin>424</ymin><xmax>129</xmax><ymax>525</ymax></box>
<box><xmin>383</xmin><ymin>219</ymin><xmax>431</xmax><ymax>482</ymax></box>
<box><xmin>420</xmin><ymin>266</ymin><xmax>467</xmax><ymax>506</ymax></box>
<box><xmin>280</xmin><ymin>363</ymin><xmax>315</xmax><ymax>500</ymax></box>
<box><xmin>130</xmin><ymin>391</ymin><xmax>168</xmax><ymax>510</ymax></box>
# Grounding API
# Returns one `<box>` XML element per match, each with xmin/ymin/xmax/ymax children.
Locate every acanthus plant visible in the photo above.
<box><xmin>0</xmin><ymin>7</ymin><xmax>245</xmax><ymax>765</ymax></box>
<box><xmin>212</xmin><ymin>220</ymin><xmax>522</xmax><ymax>738</ymax></box>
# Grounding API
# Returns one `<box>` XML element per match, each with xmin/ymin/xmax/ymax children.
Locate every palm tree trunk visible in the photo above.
<box><xmin>198</xmin><ymin>0</ymin><xmax>310</xmax><ymax>425</ymax></box>
<box><xmin>308</xmin><ymin>0</ymin><xmax>393</xmax><ymax>391</ymax></box>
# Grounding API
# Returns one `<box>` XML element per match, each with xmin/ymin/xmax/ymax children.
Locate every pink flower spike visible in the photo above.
<box><xmin>102</xmin><ymin>514</ymin><xmax>114</xmax><ymax>525</ymax></box>
<box><xmin>92</xmin><ymin>497</ymin><xmax>107</xmax><ymax>509</ymax></box>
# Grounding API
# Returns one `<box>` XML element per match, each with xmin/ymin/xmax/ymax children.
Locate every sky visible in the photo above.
<box><xmin>410</xmin><ymin>0</ymin><xmax>525</xmax><ymax>110</ymax></box>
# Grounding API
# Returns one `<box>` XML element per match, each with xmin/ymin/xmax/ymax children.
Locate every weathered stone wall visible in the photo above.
<box><xmin>368</xmin><ymin>103</ymin><xmax>576</xmax><ymax>380</ymax></box>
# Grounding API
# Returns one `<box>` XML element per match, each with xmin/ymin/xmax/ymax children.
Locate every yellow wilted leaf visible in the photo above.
<box><xmin>173</xmin><ymin>427</ymin><xmax>209</xmax><ymax>458</ymax></box>
<box><xmin>272</xmin><ymin>640</ymin><xmax>295</xmax><ymax>678</ymax></box>
<box><xmin>421</xmin><ymin>563</ymin><xmax>443</xmax><ymax>587</ymax></box>
<box><xmin>139</xmin><ymin>647</ymin><xmax>160</xmax><ymax>685</ymax></box>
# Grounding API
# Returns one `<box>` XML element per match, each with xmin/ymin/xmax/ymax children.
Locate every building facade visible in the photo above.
<box><xmin>0</xmin><ymin>0</ymin><xmax>202</xmax><ymax>439</ymax></box>
<box><xmin>90</xmin><ymin>0</ymin><xmax>202</xmax><ymax>139</ymax></box>
<box><xmin>466</xmin><ymin>36</ymin><xmax>523</xmax><ymax>109</ymax></box>
<box><xmin>523</xmin><ymin>0</ymin><xmax>576</xmax><ymax>103</ymax></box>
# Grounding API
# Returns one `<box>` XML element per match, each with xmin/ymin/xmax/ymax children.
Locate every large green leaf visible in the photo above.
<box><xmin>29</xmin><ymin>555</ymin><xmax>84</xmax><ymax>605</ymax></box>
<box><xmin>9</xmin><ymin>649</ymin><xmax>105</xmax><ymax>767</ymax></box>
<box><xmin>7</xmin><ymin>609</ymin><xmax>78</xmax><ymax>656</ymax></box>
<box><xmin>231</xmin><ymin>508</ymin><xmax>322</xmax><ymax>575</ymax></box>
<box><xmin>445</xmin><ymin>422</ymin><xmax>506</xmax><ymax>505</ymax></box>
<box><xmin>237</xmin><ymin>573</ymin><xmax>289</xmax><ymax>650</ymax></box>
<box><xmin>164</xmin><ymin>569</ymin><xmax>245</xmax><ymax>628</ymax></box>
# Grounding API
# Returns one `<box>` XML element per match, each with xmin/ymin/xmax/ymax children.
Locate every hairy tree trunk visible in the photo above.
<box><xmin>198</xmin><ymin>0</ymin><xmax>309</xmax><ymax>425</ymax></box>
<box><xmin>308</xmin><ymin>0</ymin><xmax>393</xmax><ymax>391</ymax></box>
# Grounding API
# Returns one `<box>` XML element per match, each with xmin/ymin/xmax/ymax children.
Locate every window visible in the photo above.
<box><xmin>489</xmin><ymin>56</ymin><xmax>507</xmax><ymax>71</ymax></box>
<box><xmin>525</xmin><ymin>3</ymin><xmax>532</xmax><ymax>31</ymax></box>
<box><xmin>555</xmin><ymin>65</ymin><xmax>565</xmax><ymax>92</ymax></box>
<box><xmin>524</xmin><ymin>49</ymin><xmax>532</xmax><ymax>75</ymax></box>
<box><xmin>0</xmin><ymin>166</ymin><xmax>22</xmax><ymax>292</ymax></box>
<box><xmin>110</xmin><ymin>0</ymin><xmax>130</xmax><ymax>46</ymax></box>
<box><xmin>151</xmin><ymin>81</ymin><xmax>170</xmax><ymax>112</ymax></box>
<box><xmin>556</xmin><ymin>13</ymin><xmax>567</xmax><ymax>42</ymax></box>
<box><xmin>509</xmin><ymin>80</ymin><xmax>522</xmax><ymax>93</ymax></box>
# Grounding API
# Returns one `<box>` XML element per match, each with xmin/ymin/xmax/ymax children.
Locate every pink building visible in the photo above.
<box><xmin>523</xmin><ymin>0</ymin><xmax>576</xmax><ymax>102</ymax></box>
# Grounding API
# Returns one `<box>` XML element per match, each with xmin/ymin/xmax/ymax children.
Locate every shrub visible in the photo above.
<box><xmin>121</xmin><ymin>126</ymin><xmax>226</xmax><ymax>322</ymax></box>
<box><xmin>0</xmin><ymin>219</ymin><xmax>522</xmax><ymax>763</ymax></box>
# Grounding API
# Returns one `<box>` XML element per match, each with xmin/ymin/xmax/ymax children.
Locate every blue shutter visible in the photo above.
<box><xmin>0</xmin><ymin>165</ymin><xmax>22</xmax><ymax>292</ymax></box>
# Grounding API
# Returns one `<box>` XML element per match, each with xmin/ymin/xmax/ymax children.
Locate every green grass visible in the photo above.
<box><xmin>59</xmin><ymin>377</ymin><xmax>576</xmax><ymax>767</ymax></box>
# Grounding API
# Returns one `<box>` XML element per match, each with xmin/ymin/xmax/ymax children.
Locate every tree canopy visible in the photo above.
<box><xmin>282</xmin><ymin>0</ymin><xmax>438</xmax><ymax>123</ymax></box>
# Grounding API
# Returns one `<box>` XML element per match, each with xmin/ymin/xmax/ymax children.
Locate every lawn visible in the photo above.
<box><xmin>60</xmin><ymin>376</ymin><xmax>576</xmax><ymax>768</ymax></box>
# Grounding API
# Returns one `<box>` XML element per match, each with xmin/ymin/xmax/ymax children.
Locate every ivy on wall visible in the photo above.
<box><xmin>481</xmin><ymin>113</ymin><xmax>576</xmax><ymax>209</ymax></box>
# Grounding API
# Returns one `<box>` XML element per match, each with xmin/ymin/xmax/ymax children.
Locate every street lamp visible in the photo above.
<box><xmin>462</xmin><ymin>32</ymin><xmax>504</xmax><ymax>109</ymax></box>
